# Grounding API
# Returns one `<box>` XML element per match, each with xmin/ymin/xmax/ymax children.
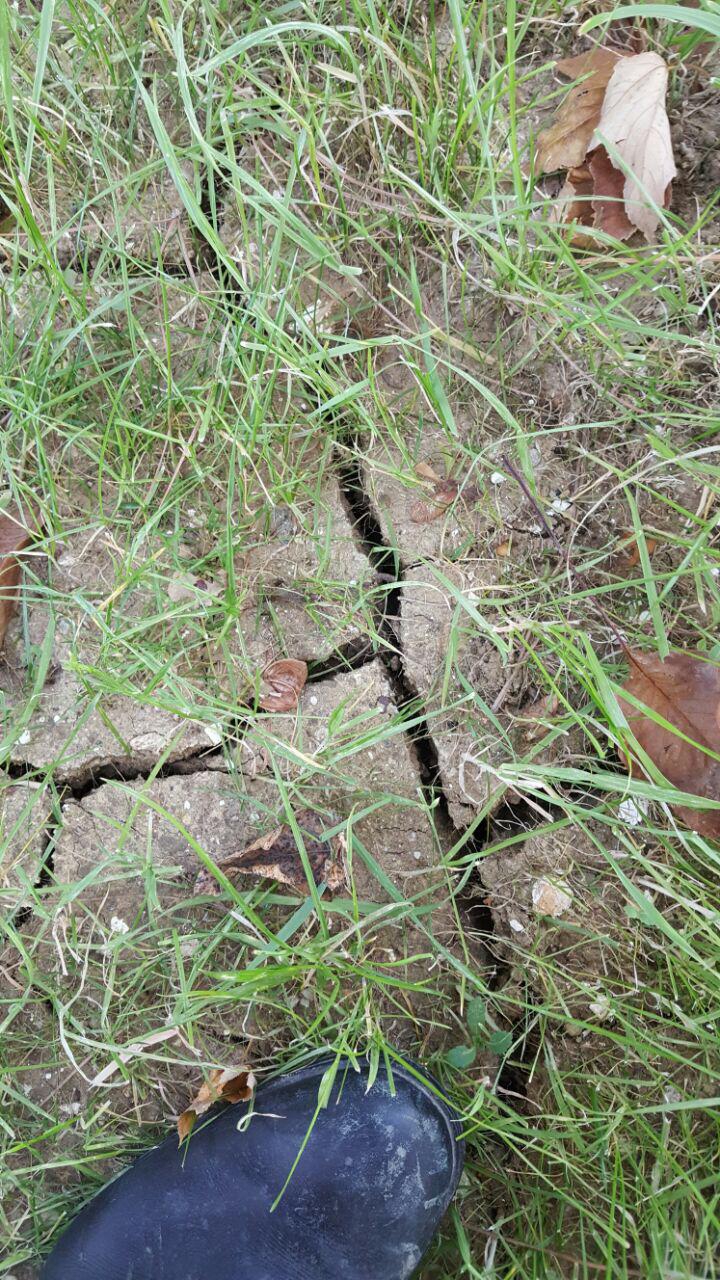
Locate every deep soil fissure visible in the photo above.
<box><xmin>335</xmin><ymin>447</ymin><xmax>560</xmax><ymax>1103</ymax></box>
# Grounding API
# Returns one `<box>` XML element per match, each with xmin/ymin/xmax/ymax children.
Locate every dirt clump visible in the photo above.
<box><xmin>0</xmin><ymin>781</ymin><xmax>55</xmax><ymax>897</ymax></box>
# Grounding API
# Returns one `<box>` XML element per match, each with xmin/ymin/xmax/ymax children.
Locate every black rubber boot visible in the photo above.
<box><xmin>41</xmin><ymin>1057</ymin><xmax>465</xmax><ymax>1280</ymax></box>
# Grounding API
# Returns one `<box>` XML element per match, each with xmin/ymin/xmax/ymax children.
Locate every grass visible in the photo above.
<box><xmin>1</xmin><ymin>1</ymin><xmax>719</xmax><ymax>1276</ymax></box>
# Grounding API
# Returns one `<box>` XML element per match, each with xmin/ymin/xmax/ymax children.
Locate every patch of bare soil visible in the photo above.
<box><xmin>0</xmin><ymin>527</ymin><xmax>220</xmax><ymax>786</ymax></box>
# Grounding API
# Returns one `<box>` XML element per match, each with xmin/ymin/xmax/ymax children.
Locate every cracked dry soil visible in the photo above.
<box><xmin>5</xmin><ymin>51</ymin><xmax>719</xmax><ymax>1271</ymax></box>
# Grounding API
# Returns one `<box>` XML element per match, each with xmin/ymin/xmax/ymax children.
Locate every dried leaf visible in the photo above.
<box><xmin>616</xmin><ymin>532</ymin><xmax>658</xmax><ymax>572</ymax></box>
<box><xmin>619</xmin><ymin>651</ymin><xmax>720</xmax><ymax>837</ymax></box>
<box><xmin>551</xmin><ymin>163</ymin><xmax>597</xmax><ymax>243</ymax></box>
<box><xmin>537</xmin><ymin>47</ymin><xmax>624</xmax><ymax>174</ymax></box>
<box><xmin>258</xmin><ymin>658</ymin><xmax>308</xmax><ymax>712</ymax></box>
<box><xmin>194</xmin><ymin>807</ymin><xmax>347</xmax><ymax>896</ymax></box>
<box><xmin>178</xmin><ymin>1065</ymin><xmax>255</xmax><ymax>1141</ymax></box>
<box><xmin>410</xmin><ymin>479</ymin><xmax>458</xmax><ymax>524</ymax></box>
<box><xmin>91</xmin><ymin>1027</ymin><xmax>182</xmax><ymax>1088</ymax></box>
<box><xmin>414</xmin><ymin>461</ymin><xmax>443</xmax><ymax>482</ymax></box>
<box><xmin>588</xmin><ymin>146</ymin><xmax>635</xmax><ymax>240</ymax></box>
<box><xmin>593</xmin><ymin>52</ymin><xmax>676</xmax><ymax>239</ymax></box>
<box><xmin>555</xmin><ymin>47</ymin><xmax>625</xmax><ymax>83</ymax></box>
<box><xmin>0</xmin><ymin>507</ymin><xmax>31</xmax><ymax>648</ymax></box>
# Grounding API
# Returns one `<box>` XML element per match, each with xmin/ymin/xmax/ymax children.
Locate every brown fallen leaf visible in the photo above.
<box><xmin>551</xmin><ymin>163</ymin><xmax>597</xmax><ymax>243</ymax></box>
<box><xmin>178</xmin><ymin>1065</ymin><xmax>255</xmax><ymax>1141</ymax></box>
<box><xmin>615</xmin><ymin>532</ymin><xmax>658</xmax><ymax>573</ymax></box>
<box><xmin>194</xmin><ymin>807</ymin><xmax>347</xmax><ymax>896</ymax></box>
<box><xmin>0</xmin><ymin>506</ymin><xmax>31</xmax><ymax>648</ymax></box>
<box><xmin>593</xmin><ymin>52</ymin><xmax>676</xmax><ymax>239</ymax></box>
<box><xmin>410</xmin><ymin>479</ymin><xmax>459</xmax><ymax>524</ymax></box>
<box><xmin>618</xmin><ymin>651</ymin><xmax>720</xmax><ymax>838</ymax></box>
<box><xmin>414</xmin><ymin>461</ymin><xmax>443</xmax><ymax>482</ymax></box>
<box><xmin>537</xmin><ymin>47</ymin><xmax>624</xmax><ymax>175</ymax></box>
<box><xmin>258</xmin><ymin>658</ymin><xmax>308</xmax><ymax>712</ymax></box>
<box><xmin>589</xmin><ymin>146</ymin><xmax>635</xmax><ymax>240</ymax></box>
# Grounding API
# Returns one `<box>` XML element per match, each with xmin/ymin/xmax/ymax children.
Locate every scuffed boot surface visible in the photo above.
<box><xmin>41</xmin><ymin>1059</ymin><xmax>465</xmax><ymax>1280</ymax></box>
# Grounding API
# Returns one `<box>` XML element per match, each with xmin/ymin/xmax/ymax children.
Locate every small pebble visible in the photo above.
<box><xmin>531</xmin><ymin>879</ymin><xmax>572</xmax><ymax>918</ymax></box>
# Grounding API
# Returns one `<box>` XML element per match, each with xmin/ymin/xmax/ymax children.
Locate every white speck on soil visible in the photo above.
<box><xmin>618</xmin><ymin>796</ymin><xmax>649</xmax><ymax>827</ymax></box>
<box><xmin>509</xmin><ymin>918</ymin><xmax>526</xmax><ymax>934</ymax></box>
<box><xmin>589</xmin><ymin>993</ymin><xmax>614</xmax><ymax>1023</ymax></box>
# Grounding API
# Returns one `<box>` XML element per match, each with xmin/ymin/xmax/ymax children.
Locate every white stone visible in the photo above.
<box><xmin>531</xmin><ymin>878</ymin><xmax>573</xmax><ymax>918</ymax></box>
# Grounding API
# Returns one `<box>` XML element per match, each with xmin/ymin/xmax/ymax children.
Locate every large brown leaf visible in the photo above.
<box><xmin>589</xmin><ymin>146</ymin><xmax>635</xmax><ymax>240</ymax></box>
<box><xmin>593</xmin><ymin>52</ymin><xmax>676</xmax><ymax>239</ymax></box>
<box><xmin>177</xmin><ymin>1065</ymin><xmax>255</xmax><ymax>1141</ymax></box>
<box><xmin>195</xmin><ymin>807</ymin><xmax>347</xmax><ymax>896</ymax></box>
<box><xmin>536</xmin><ymin>47</ymin><xmax>624</xmax><ymax>175</ymax></box>
<box><xmin>0</xmin><ymin>506</ymin><xmax>31</xmax><ymax>648</ymax></box>
<box><xmin>618</xmin><ymin>651</ymin><xmax>720</xmax><ymax>838</ymax></box>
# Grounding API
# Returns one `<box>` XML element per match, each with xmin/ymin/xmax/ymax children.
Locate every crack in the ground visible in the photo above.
<box><xmin>6</xmin><ymin>428</ymin><xmax>546</xmax><ymax>1112</ymax></box>
<box><xmin>306</xmin><ymin>636</ymin><xmax>378</xmax><ymax>681</ymax></box>
<box><xmin>336</xmin><ymin>452</ymin><xmax>457</xmax><ymax>841</ymax></box>
<box><xmin>3</xmin><ymin>744</ymin><xmax>231</xmax><ymax>919</ymax></box>
<box><xmin>10</xmin><ymin>795</ymin><xmax>61</xmax><ymax>930</ymax></box>
<box><xmin>334</xmin><ymin>444</ymin><xmax>561</xmax><ymax>1107</ymax></box>
<box><xmin>4</xmin><ymin>745</ymin><xmax>228</xmax><ymax>800</ymax></box>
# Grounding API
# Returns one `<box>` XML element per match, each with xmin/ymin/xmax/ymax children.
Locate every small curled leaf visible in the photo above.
<box><xmin>178</xmin><ymin>1065</ymin><xmax>255</xmax><ymax>1142</ymax></box>
<box><xmin>258</xmin><ymin>658</ymin><xmax>308</xmax><ymax>712</ymax></box>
